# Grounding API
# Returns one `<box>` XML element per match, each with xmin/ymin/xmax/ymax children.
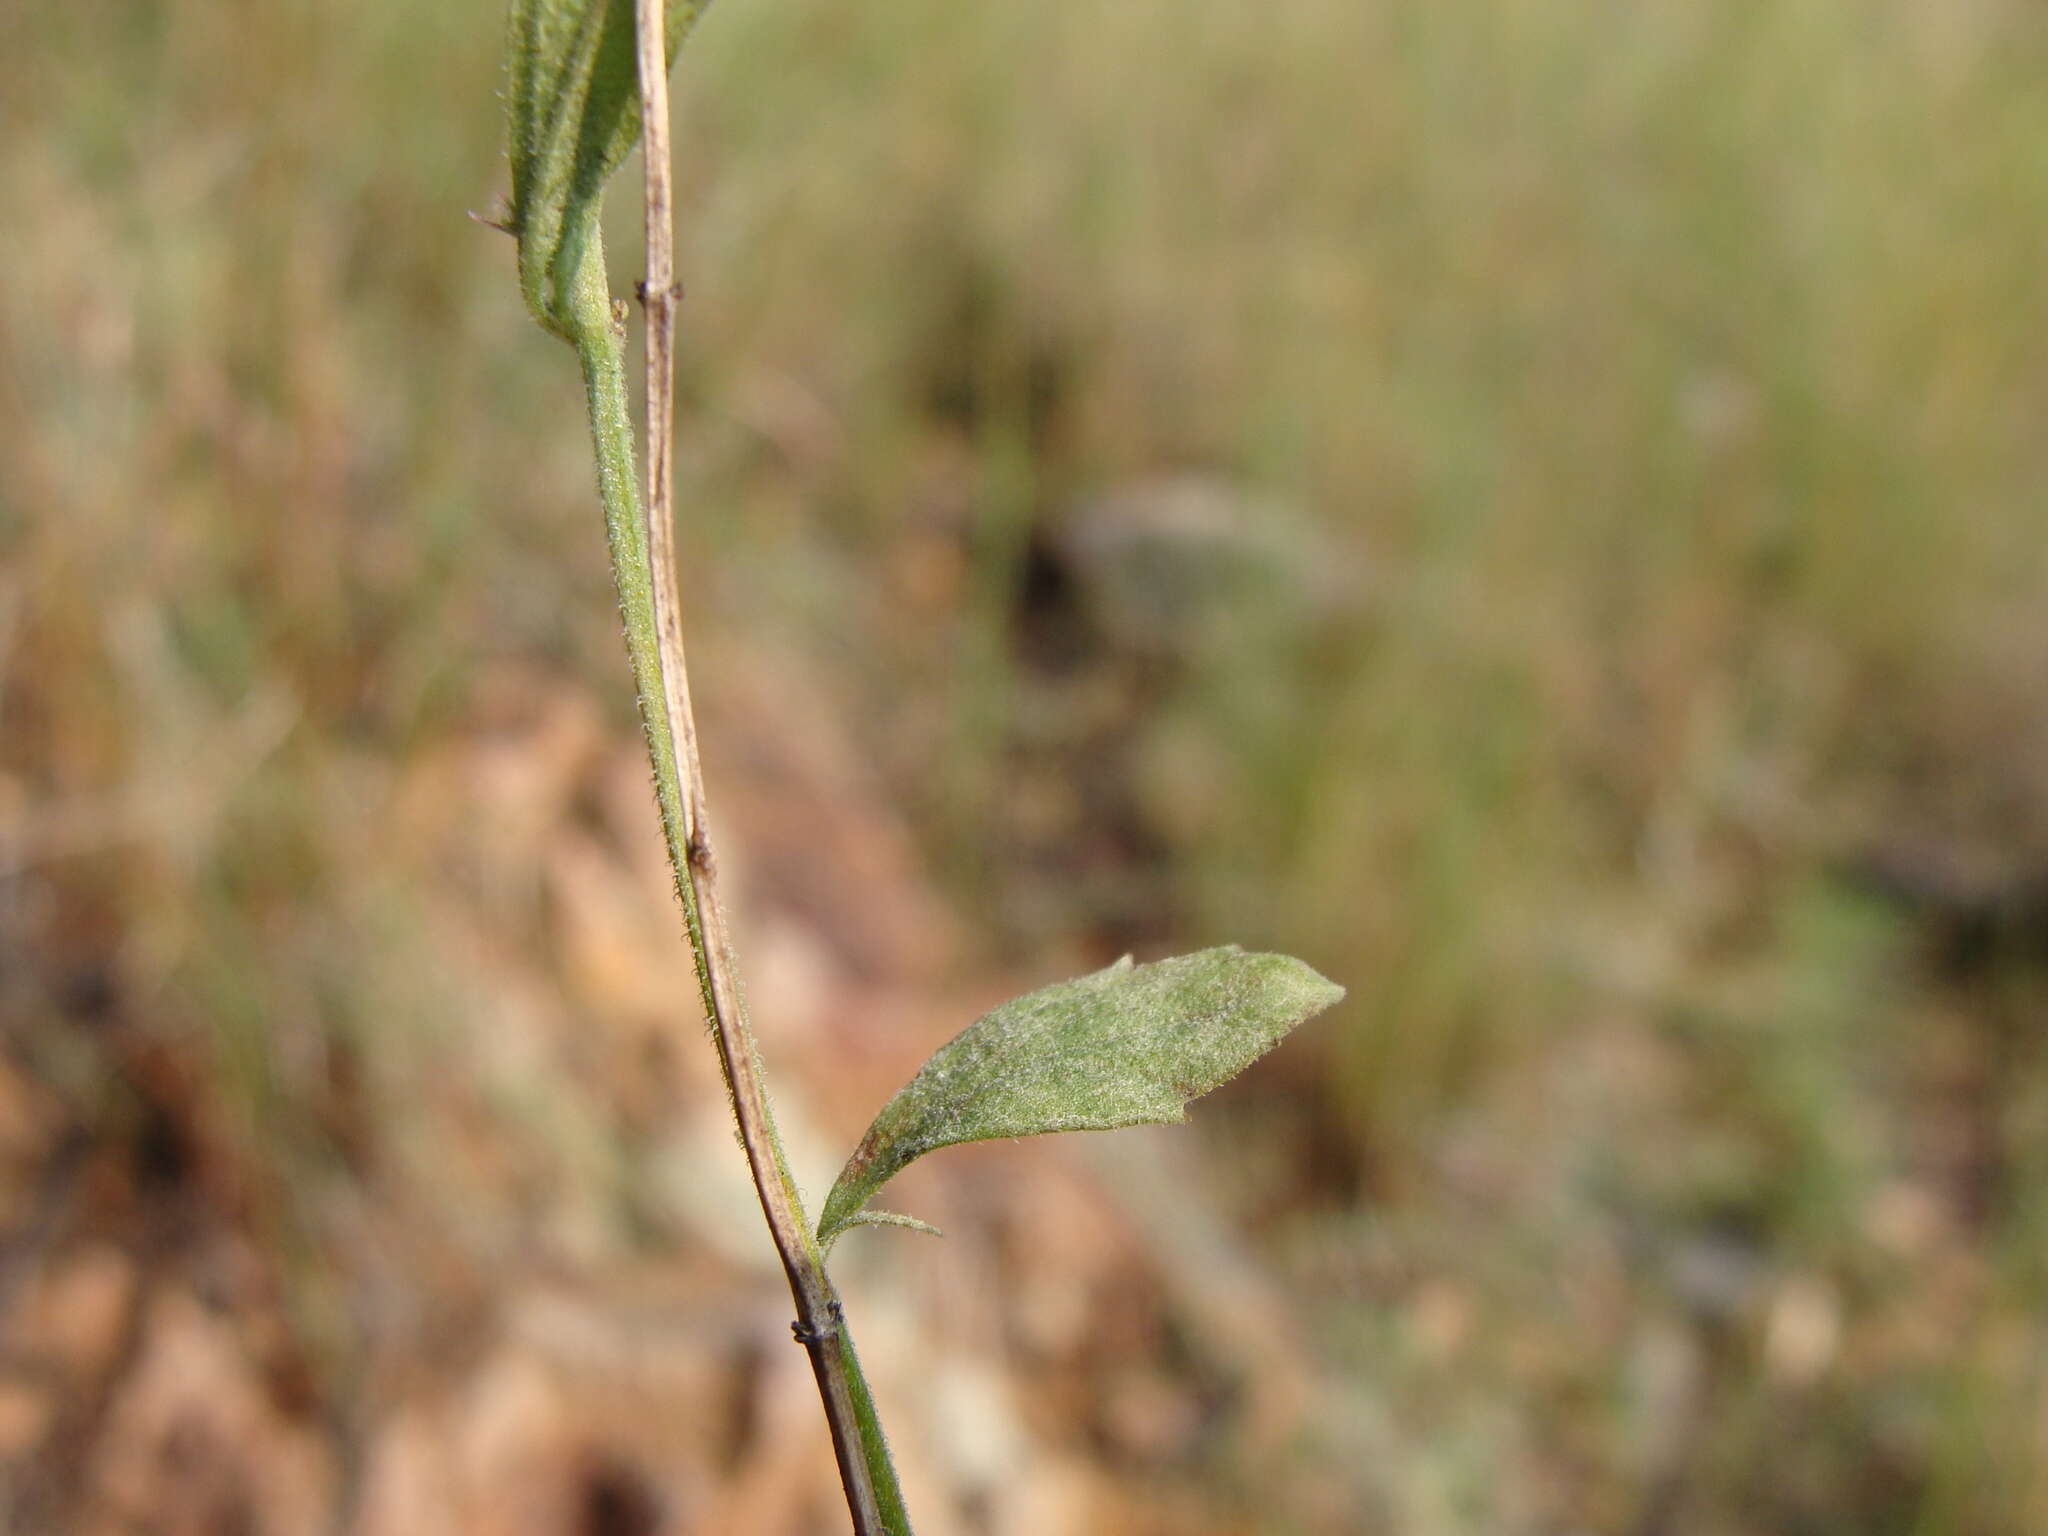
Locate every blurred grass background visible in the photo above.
<box><xmin>6</xmin><ymin>0</ymin><xmax>2048</xmax><ymax>1530</ymax></box>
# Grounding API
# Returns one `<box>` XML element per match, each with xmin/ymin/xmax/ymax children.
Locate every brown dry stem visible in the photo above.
<box><xmin>629</xmin><ymin>6</ymin><xmax>884</xmax><ymax>1532</ymax></box>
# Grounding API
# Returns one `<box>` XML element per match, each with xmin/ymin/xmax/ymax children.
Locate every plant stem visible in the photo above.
<box><xmin>568</xmin><ymin>207</ymin><xmax>896</xmax><ymax>1536</ymax></box>
<box><xmin>617</xmin><ymin>6</ymin><xmax>900</xmax><ymax>1531</ymax></box>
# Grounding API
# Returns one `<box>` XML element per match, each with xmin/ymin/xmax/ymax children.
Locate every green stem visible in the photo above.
<box><xmin>557</xmin><ymin>228</ymin><xmax>910</xmax><ymax>1535</ymax></box>
<box><xmin>841</xmin><ymin>1316</ymin><xmax>915</xmax><ymax>1535</ymax></box>
<box><xmin>564</xmin><ymin>244</ymin><xmax>706</xmax><ymax>1030</ymax></box>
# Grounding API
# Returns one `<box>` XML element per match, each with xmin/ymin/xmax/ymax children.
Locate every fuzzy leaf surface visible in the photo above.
<box><xmin>818</xmin><ymin>947</ymin><xmax>1343</xmax><ymax>1247</ymax></box>
<box><xmin>504</xmin><ymin>0</ymin><xmax>704</xmax><ymax>338</ymax></box>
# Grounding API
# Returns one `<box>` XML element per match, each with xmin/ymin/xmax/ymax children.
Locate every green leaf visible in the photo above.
<box><xmin>835</xmin><ymin>1210</ymin><xmax>945</xmax><ymax>1241</ymax></box>
<box><xmin>817</xmin><ymin>947</ymin><xmax>1343</xmax><ymax>1248</ymax></box>
<box><xmin>504</xmin><ymin>0</ymin><xmax>706</xmax><ymax>340</ymax></box>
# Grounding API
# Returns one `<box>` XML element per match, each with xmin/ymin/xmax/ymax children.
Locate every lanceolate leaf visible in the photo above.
<box><xmin>505</xmin><ymin>0</ymin><xmax>706</xmax><ymax>339</ymax></box>
<box><xmin>817</xmin><ymin>948</ymin><xmax>1343</xmax><ymax>1248</ymax></box>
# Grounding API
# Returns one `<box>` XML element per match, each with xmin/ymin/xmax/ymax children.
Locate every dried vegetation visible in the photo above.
<box><xmin>6</xmin><ymin>0</ymin><xmax>2048</xmax><ymax>1531</ymax></box>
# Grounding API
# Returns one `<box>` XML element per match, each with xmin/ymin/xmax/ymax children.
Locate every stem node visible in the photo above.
<box><xmin>626</xmin><ymin>4</ymin><xmax>892</xmax><ymax>1531</ymax></box>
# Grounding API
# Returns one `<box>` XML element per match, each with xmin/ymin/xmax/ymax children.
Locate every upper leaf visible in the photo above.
<box><xmin>817</xmin><ymin>947</ymin><xmax>1343</xmax><ymax>1248</ymax></box>
<box><xmin>504</xmin><ymin>0</ymin><xmax>705</xmax><ymax>339</ymax></box>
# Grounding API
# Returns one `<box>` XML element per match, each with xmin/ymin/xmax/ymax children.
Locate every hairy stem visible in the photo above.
<box><xmin>616</xmin><ymin>5</ymin><xmax>903</xmax><ymax>1530</ymax></box>
<box><xmin>567</xmin><ymin>229</ymin><xmax>897</xmax><ymax>1536</ymax></box>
